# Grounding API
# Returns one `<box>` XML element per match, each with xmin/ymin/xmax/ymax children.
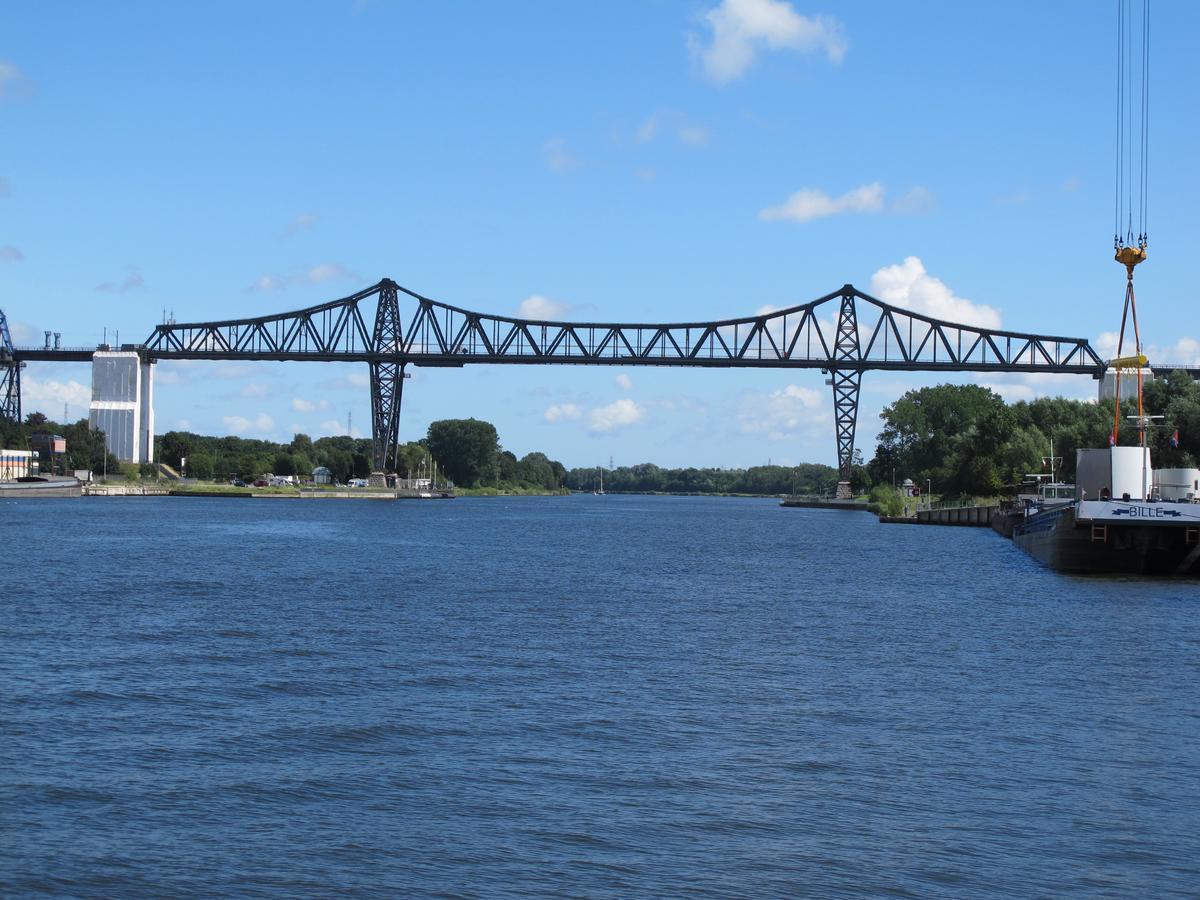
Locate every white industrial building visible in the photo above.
<box><xmin>89</xmin><ymin>351</ymin><xmax>155</xmax><ymax>463</ymax></box>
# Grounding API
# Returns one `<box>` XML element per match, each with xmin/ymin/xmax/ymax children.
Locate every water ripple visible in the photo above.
<box><xmin>2</xmin><ymin>495</ymin><xmax>1198</xmax><ymax>897</ymax></box>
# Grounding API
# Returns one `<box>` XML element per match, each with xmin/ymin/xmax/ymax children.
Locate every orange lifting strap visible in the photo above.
<box><xmin>1110</xmin><ymin>247</ymin><xmax>1146</xmax><ymax>445</ymax></box>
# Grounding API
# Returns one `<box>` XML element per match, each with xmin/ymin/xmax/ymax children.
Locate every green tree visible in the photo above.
<box><xmin>426</xmin><ymin>418</ymin><xmax>499</xmax><ymax>487</ymax></box>
<box><xmin>272</xmin><ymin>453</ymin><xmax>296</xmax><ymax>476</ymax></box>
<box><xmin>290</xmin><ymin>433</ymin><xmax>314</xmax><ymax>456</ymax></box>
<box><xmin>871</xmin><ymin>384</ymin><xmax>1012</xmax><ymax>497</ymax></box>
<box><xmin>495</xmin><ymin>449</ymin><xmax>518</xmax><ymax>484</ymax></box>
<box><xmin>158</xmin><ymin>431</ymin><xmax>193</xmax><ymax>469</ymax></box>
<box><xmin>515</xmin><ymin>451</ymin><xmax>556</xmax><ymax>489</ymax></box>
<box><xmin>187</xmin><ymin>451</ymin><xmax>215</xmax><ymax>479</ymax></box>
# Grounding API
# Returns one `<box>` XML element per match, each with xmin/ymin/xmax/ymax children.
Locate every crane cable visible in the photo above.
<box><xmin>1111</xmin><ymin>0</ymin><xmax>1150</xmax><ymax>446</ymax></box>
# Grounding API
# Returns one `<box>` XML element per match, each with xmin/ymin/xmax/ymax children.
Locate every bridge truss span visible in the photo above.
<box><xmin>144</xmin><ymin>280</ymin><xmax>1104</xmax><ymax>376</ymax></box>
<box><xmin>6</xmin><ymin>279</ymin><xmax>1106</xmax><ymax>484</ymax></box>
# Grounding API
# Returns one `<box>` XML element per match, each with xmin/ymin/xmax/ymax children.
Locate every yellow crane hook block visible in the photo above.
<box><xmin>1115</xmin><ymin>245</ymin><xmax>1147</xmax><ymax>268</ymax></box>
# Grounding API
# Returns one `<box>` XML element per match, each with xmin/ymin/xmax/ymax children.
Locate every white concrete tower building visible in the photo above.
<box><xmin>89</xmin><ymin>351</ymin><xmax>155</xmax><ymax>463</ymax></box>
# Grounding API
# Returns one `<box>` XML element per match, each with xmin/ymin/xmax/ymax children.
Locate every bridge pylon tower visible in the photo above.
<box><xmin>0</xmin><ymin>309</ymin><xmax>21</xmax><ymax>424</ymax></box>
<box><xmin>370</xmin><ymin>279</ymin><xmax>404</xmax><ymax>473</ymax></box>
<box><xmin>829</xmin><ymin>286</ymin><xmax>861</xmax><ymax>500</ymax></box>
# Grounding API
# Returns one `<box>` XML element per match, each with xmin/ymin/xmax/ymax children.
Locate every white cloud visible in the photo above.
<box><xmin>1159</xmin><ymin>337</ymin><xmax>1200</xmax><ymax>366</ymax></box>
<box><xmin>635</xmin><ymin>111</ymin><xmax>710</xmax><ymax>146</ymax></box>
<box><xmin>321</xmin><ymin>370</ymin><xmax>371</xmax><ymax>391</ymax></box>
<box><xmin>1096</xmin><ymin>331</ymin><xmax>1200</xmax><ymax>367</ymax></box>
<box><xmin>157</xmin><ymin>360</ymin><xmax>262</xmax><ymax>381</ymax></box>
<box><xmin>240</xmin><ymin>383</ymin><xmax>270</xmax><ymax>398</ymax></box>
<box><xmin>305</xmin><ymin>263</ymin><xmax>351</xmax><ymax>284</ymax></box>
<box><xmin>636</xmin><ymin>115</ymin><xmax>661</xmax><ymax>144</ymax></box>
<box><xmin>975</xmin><ymin>372</ymin><xmax>1097</xmax><ymax>404</ymax></box>
<box><xmin>249</xmin><ymin>263</ymin><xmax>357</xmax><ymax>292</ymax></box>
<box><xmin>319</xmin><ymin>419</ymin><xmax>344</xmax><ymax>434</ymax></box>
<box><xmin>0</xmin><ymin>245</ymin><xmax>24</xmax><ymax>262</ymax></box>
<box><xmin>588</xmin><ymin>398</ymin><xmax>644</xmax><ymax>432</ymax></box>
<box><xmin>737</xmin><ymin>383</ymin><xmax>826</xmax><ymax>439</ymax></box>
<box><xmin>518</xmin><ymin>294</ymin><xmax>571</xmax><ymax>320</ymax></box>
<box><xmin>892</xmin><ymin>186</ymin><xmax>936</xmax><ymax>214</ymax></box>
<box><xmin>1094</xmin><ymin>331</ymin><xmax>1119</xmax><ymax>358</ymax></box>
<box><xmin>615</xmin><ymin>373</ymin><xmax>633</xmax><ymax>390</ymax></box>
<box><xmin>176</xmin><ymin>418</ymin><xmax>192</xmax><ymax>431</ymax></box>
<box><xmin>8</xmin><ymin>319</ymin><xmax>36</xmax><ymax>343</ymax></box>
<box><xmin>252</xmin><ymin>274</ymin><xmax>288</xmax><ymax>292</ymax></box>
<box><xmin>0</xmin><ymin>60</ymin><xmax>22</xmax><ymax>99</ymax></box>
<box><xmin>95</xmin><ymin>271</ymin><xmax>144</xmax><ymax>292</ymax></box>
<box><xmin>285</xmin><ymin>213</ymin><xmax>318</xmax><ymax>235</ymax></box>
<box><xmin>222</xmin><ymin>413</ymin><xmax>276</xmax><ymax>436</ymax></box>
<box><xmin>869</xmin><ymin>256</ymin><xmax>1002</xmax><ymax>330</ymax></box>
<box><xmin>544</xmin><ymin>403</ymin><xmax>582</xmax><ymax>423</ymax></box>
<box><xmin>292</xmin><ymin>396</ymin><xmax>329</xmax><ymax>412</ymax></box>
<box><xmin>995</xmin><ymin>188</ymin><xmax>1032</xmax><ymax>207</ymax></box>
<box><xmin>21</xmin><ymin>377</ymin><xmax>91</xmax><ymax>416</ymax></box>
<box><xmin>759</xmin><ymin>182</ymin><xmax>884</xmax><ymax>223</ymax></box>
<box><xmin>543</xmin><ymin>137</ymin><xmax>578</xmax><ymax>174</ymax></box>
<box><xmin>689</xmin><ymin>0</ymin><xmax>847</xmax><ymax>83</ymax></box>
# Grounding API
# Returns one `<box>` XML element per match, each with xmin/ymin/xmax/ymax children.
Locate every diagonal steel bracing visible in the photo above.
<box><xmin>829</xmin><ymin>288</ymin><xmax>862</xmax><ymax>499</ymax></box>
<box><xmin>6</xmin><ymin>278</ymin><xmax>1107</xmax><ymax>481</ymax></box>
<box><xmin>370</xmin><ymin>281</ymin><xmax>404</xmax><ymax>472</ymax></box>
<box><xmin>0</xmin><ymin>309</ymin><xmax>20</xmax><ymax>423</ymax></box>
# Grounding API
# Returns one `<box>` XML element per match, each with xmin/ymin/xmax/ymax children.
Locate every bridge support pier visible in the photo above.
<box><xmin>0</xmin><ymin>360</ymin><xmax>19</xmax><ymax>424</ymax></box>
<box><xmin>831</xmin><ymin>369</ymin><xmax>860</xmax><ymax>499</ymax></box>
<box><xmin>370</xmin><ymin>280</ymin><xmax>405</xmax><ymax>473</ymax></box>
<box><xmin>830</xmin><ymin>286</ymin><xmax>862</xmax><ymax>500</ymax></box>
<box><xmin>0</xmin><ymin>309</ymin><xmax>19</xmax><ymax>423</ymax></box>
<box><xmin>369</xmin><ymin>360</ymin><xmax>404</xmax><ymax>473</ymax></box>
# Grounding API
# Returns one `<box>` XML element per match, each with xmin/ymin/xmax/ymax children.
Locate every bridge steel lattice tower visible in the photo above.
<box><xmin>370</xmin><ymin>280</ymin><xmax>405</xmax><ymax>473</ymax></box>
<box><xmin>830</xmin><ymin>286</ymin><xmax>862</xmax><ymax>499</ymax></box>
<box><xmin>6</xmin><ymin>280</ymin><xmax>1108</xmax><ymax>483</ymax></box>
<box><xmin>0</xmin><ymin>309</ymin><xmax>20</xmax><ymax>424</ymax></box>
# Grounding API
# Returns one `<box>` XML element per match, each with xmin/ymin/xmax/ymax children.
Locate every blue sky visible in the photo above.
<box><xmin>3</xmin><ymin>1</ymin><xmax>1198</xmax><ymax>468</ymax></box>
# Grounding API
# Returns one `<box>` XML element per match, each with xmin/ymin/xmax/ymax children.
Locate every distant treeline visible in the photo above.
<box><xmin>563</xmin><ymin>462</ymin><xmax>838</xmax><ymax>496</ymax></box>
<box><xmin>866</xmin><ymin>371</ymin><xmax>1200</xmax><ymax>498</ymax></box>
<box><xmin>153</xmin><ymin>419</ymin><xmax>571</xmax><ymax>490</ymax></box>
<box><xmin>156</xmin><ymin>431</ymin><xmax>379</xmax><ymax>483</ymax></box>
<box><xmin>149</xmin><ymin>417</ymin><xmax>840</xmax><ymax>496</ymax></box>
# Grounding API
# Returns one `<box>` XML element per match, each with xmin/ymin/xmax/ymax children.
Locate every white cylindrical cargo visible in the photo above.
<box><xmin>1152</xmin><ymin>468</ymin><xmax>1200</xmax><ymax>502</ymax></box>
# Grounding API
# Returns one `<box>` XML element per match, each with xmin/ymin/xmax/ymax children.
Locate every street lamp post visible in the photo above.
<box><xmin>926</xmin><ymin>478</ymin><xmax>932</xmax><ymax>510</ymax></box>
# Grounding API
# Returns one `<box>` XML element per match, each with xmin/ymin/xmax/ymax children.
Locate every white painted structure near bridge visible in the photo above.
<box><xmin>89</xmin><ymin>351</ymin><xmax>155</xmax><ymax>463</ymax></box>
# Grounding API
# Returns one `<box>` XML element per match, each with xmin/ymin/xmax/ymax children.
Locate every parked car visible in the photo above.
<box><xmin>230</xmin><ymin>478</ymin><xmax>247</xmax><ymax>487</ymax></box>
<box><xmin>252</xmin><ymin>478</ymin><xmax>269</xmax><ymax>487</ymax></box>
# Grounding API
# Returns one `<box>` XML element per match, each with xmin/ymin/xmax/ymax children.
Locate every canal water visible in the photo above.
<box><xmin>2</xmin><ymin>495</ymin><xmax>1197</xmax><ymax>896</ymax></box>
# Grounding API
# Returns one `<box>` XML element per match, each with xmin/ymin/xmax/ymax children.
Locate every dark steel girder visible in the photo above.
<box><xmin>0</xmin><ymin>309</ymin><xmax>19</xmax><ymax>423</ymax></box>
<box><xmin>830</xmin><ymin>288</ymin><xmax>862</xmax><ymax>498</ymax></box>
<box><xmin>0</xmin><ymin>361</ymin><xmax>19</xmax><ymax>423</ymax></box>
<box><xmin>129</xmin><ymin>352</ymin><xmax>1105</xmax><ymax>373</ymax></box>
<box><xmin>3</xmin><ymin>280</ymin><xmax>1108</xmax><ymax>482</ymax></box>
<box><xmin>370</xmin><ymin>283</ymin><xmax>405</xmax><ymax>472</ymax></box>
<box><xmin>136</xmin><ymin>279</ymin><xmax>1106</xmax><ymax>376</ymax></box>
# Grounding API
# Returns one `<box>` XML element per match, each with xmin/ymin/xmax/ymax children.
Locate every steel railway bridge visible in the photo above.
<box><xmin>3</xmin><ymin>280</ymin><xmax>1110</xmax><ymax>493</ymax></box>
